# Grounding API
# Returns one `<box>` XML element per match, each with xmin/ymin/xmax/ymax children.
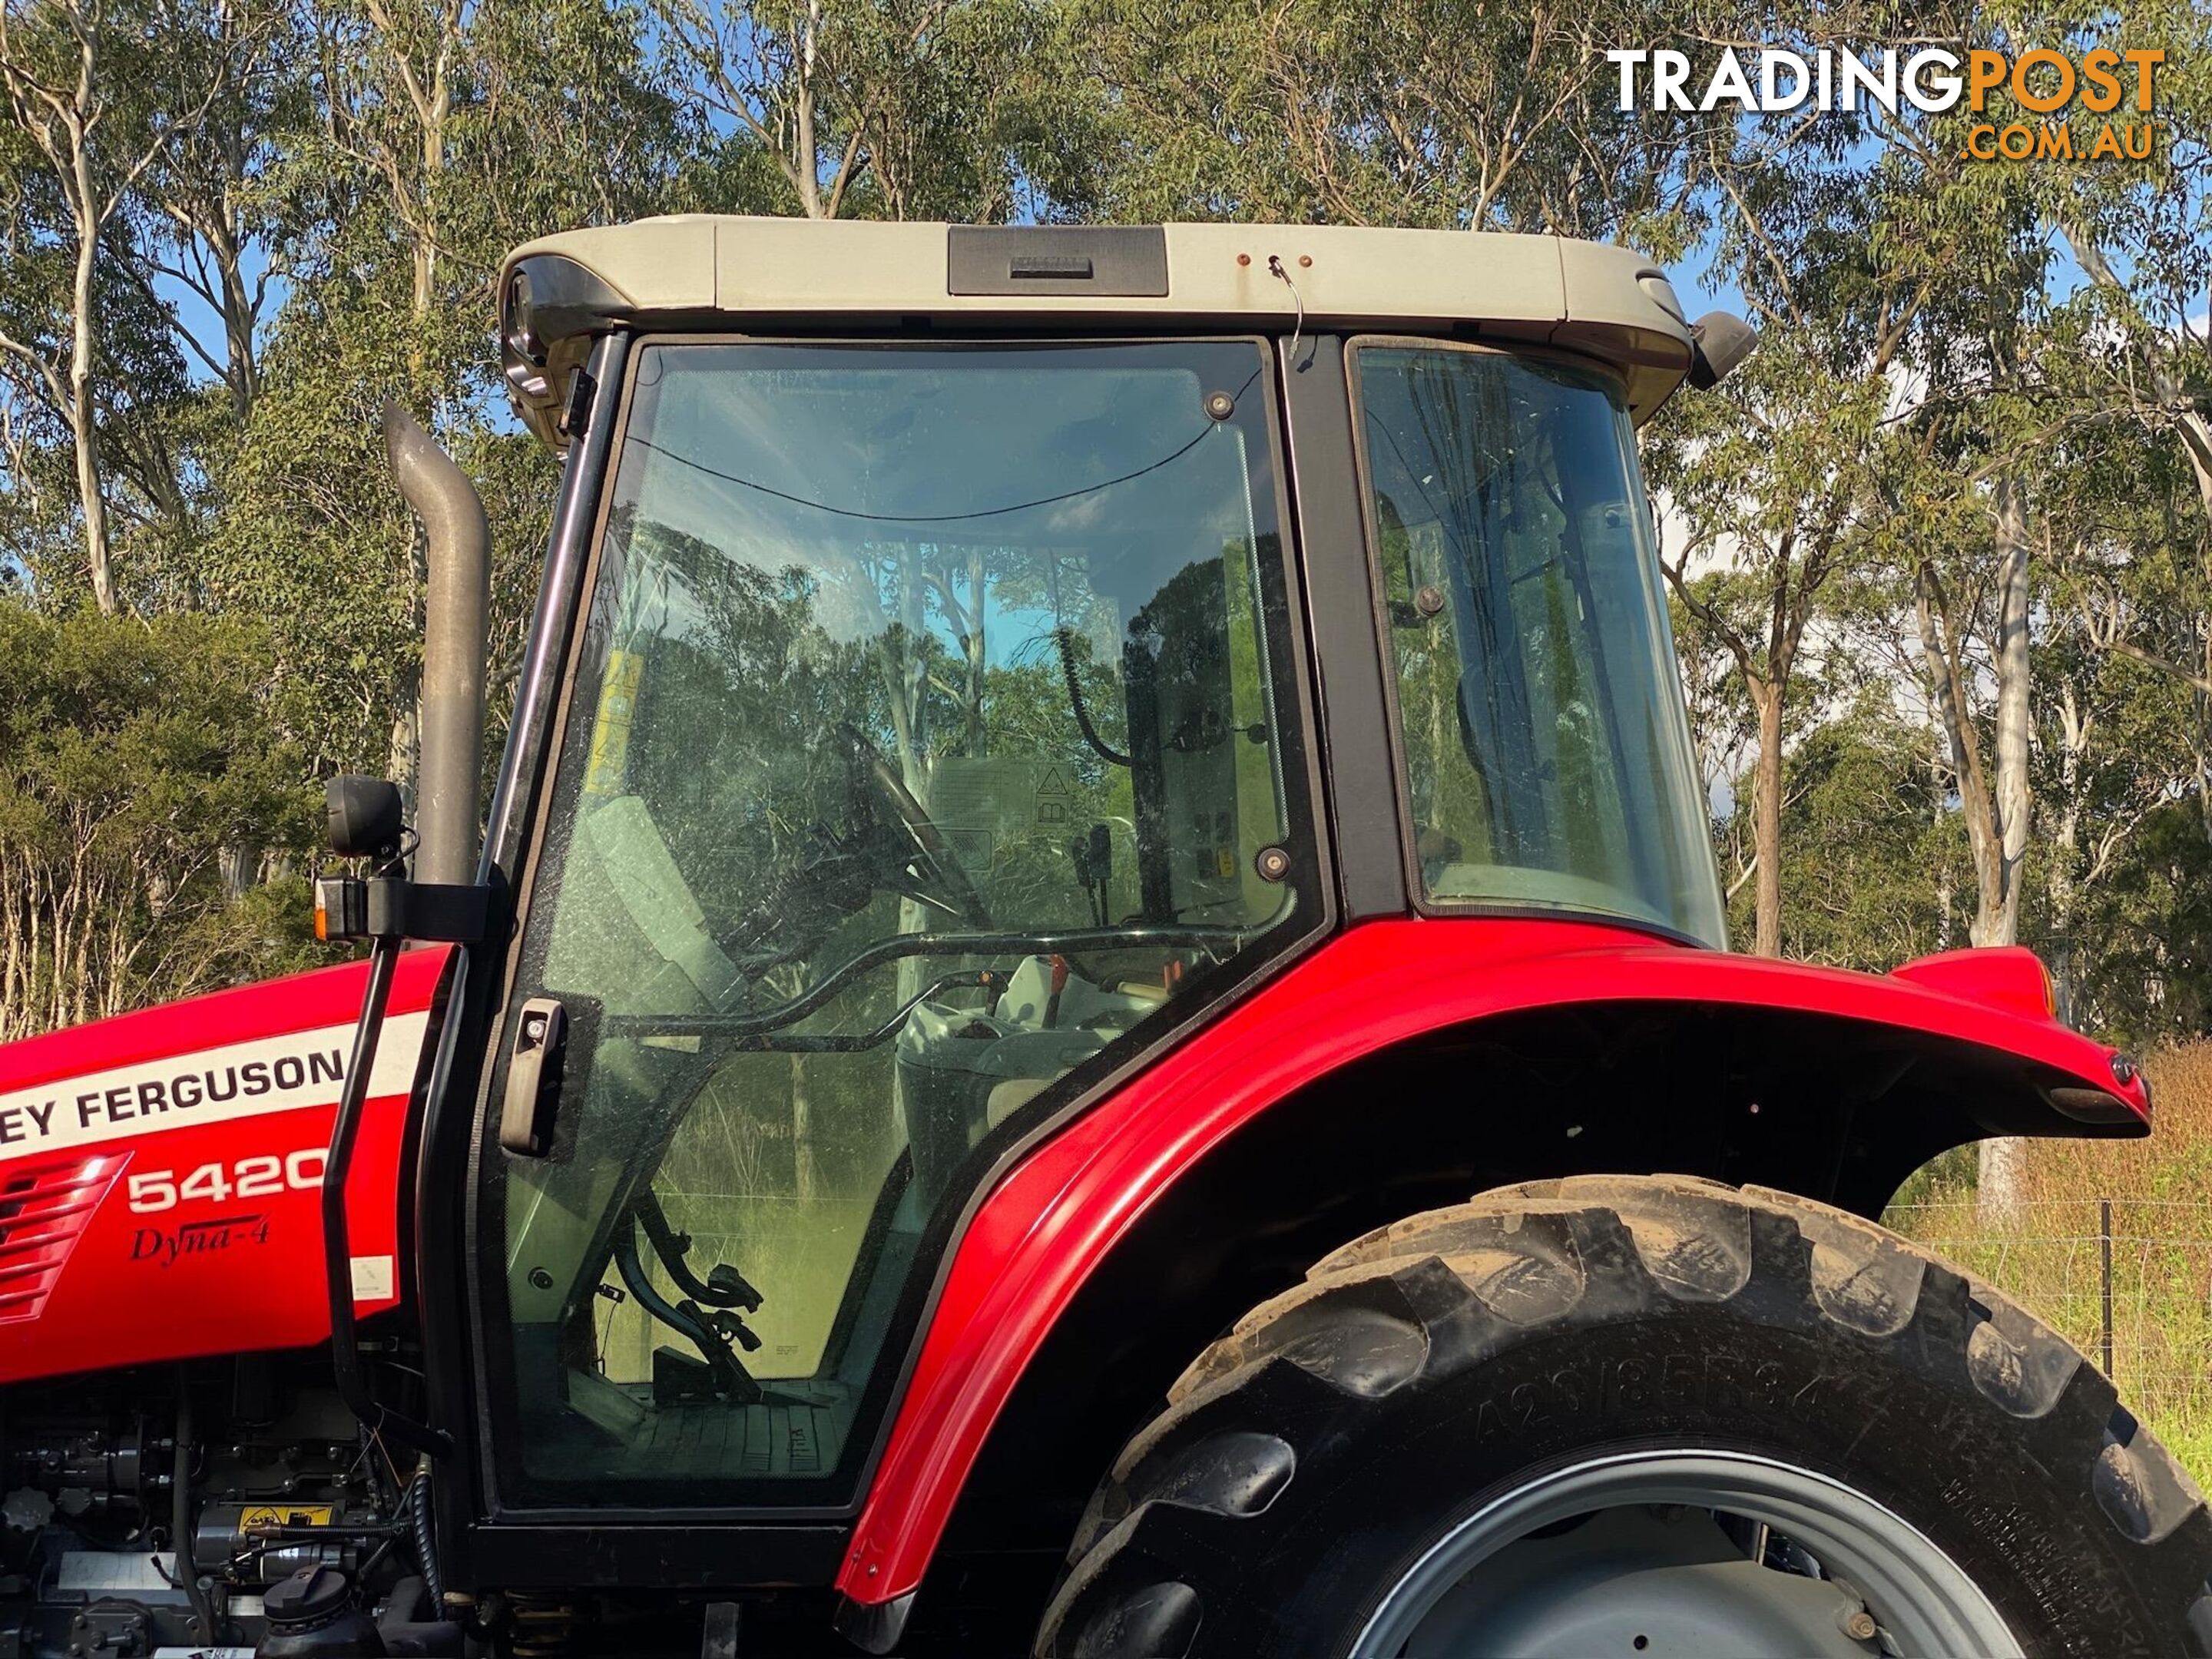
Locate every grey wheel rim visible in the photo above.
<box><xmin>1349</xmin><ymin>1449</ymin><xmax>2022</xmax><ymax>1658</ymax></box>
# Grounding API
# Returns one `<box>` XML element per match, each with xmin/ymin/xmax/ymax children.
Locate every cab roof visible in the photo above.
<box><xmin>498</xmin><ymin>217</ymin><xmax>1700</xmax><ymax>449</ymax></box>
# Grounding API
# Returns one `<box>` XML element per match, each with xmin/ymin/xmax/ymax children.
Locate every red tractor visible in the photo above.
<box><xmin>1</xmin><ymin>218</ymin><xmax>2205</xmax><ymax>1658</ymax></box>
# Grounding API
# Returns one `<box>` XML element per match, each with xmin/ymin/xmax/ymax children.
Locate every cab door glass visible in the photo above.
<box><xmin>486</xmin><ymin>339</ymin><xmax>1308</xmax><ymax>1502</ymax></box>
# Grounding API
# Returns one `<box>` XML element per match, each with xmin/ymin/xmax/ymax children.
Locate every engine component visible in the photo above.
<box><xmin>7</xmin><ymin>1420</ymin><xmax>164</xmax><ymax>1526</ymax></box>
<box><xmin>1</xmin><ymin>1359</ymin><xmax>437</xmax><ymax>1659</ymax></box>
<box><xmin>257</xmin><ymin>1565</ymin><xmax>385</xmax><ymax>1657</ymax></box>
<box><xmin>194</xmin><ymin>1503</ymin><xmax>366</xmax><ymax>1583</ymax></box>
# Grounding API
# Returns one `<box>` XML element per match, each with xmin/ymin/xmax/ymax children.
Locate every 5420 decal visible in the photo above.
<box><xmin>126</xmin><ymin>1151</ymin><xmax>326</xmax><ymax>1212</ymax></box>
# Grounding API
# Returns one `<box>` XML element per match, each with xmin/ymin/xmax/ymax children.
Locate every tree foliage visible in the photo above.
<box><xmin>0</xmin><ymin>606</ymin><xmax>328</xmax><ymax>1040</ymax></box>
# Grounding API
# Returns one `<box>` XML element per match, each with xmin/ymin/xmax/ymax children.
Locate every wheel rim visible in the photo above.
<box><xmin>1349</xmin><ymin>1449</ymin><xmax>2022</xmax><ymax>1658</ymax></box>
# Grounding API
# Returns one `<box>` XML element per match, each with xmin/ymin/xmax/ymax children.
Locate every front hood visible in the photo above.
<box><xmin>0</xmin><ymin>948</ymin><xmax>451</xmax><ymax>1382</ymax></box>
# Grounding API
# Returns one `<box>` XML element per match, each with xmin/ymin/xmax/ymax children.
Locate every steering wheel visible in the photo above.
<box><xmin>840</xmin><ymin>725</ymin><xmax>994</xmax><ymax>929</ymax></box>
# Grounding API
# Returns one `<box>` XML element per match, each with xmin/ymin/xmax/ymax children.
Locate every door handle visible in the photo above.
<box><xmin>499</xmin><ymin>996</ymin><xmax>568</xmax><ymax>1156</ymax></box>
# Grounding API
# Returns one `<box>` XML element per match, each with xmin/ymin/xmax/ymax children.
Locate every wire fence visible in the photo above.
<box><xmin>1883</xmin><ymin>1199</ymin><xmax>2212</xmax><ymax>1435</ymax></box>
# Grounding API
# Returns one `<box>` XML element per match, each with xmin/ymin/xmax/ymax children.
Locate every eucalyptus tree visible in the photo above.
<box><xmin>2021</xmin><ymin>0</ymin><xmax>2210</xmax><ymax>522</ymax></box>
<box><xmin>212</xmin><ymin>0</ymin><xmax>690</xmax><ymax>802</ymax></box>
<box><xmin>2019</xmin><ymin>0</ymin><xmax>2212</xmax><ymax>826</ymax></box>
<box><xmin>0</xmin><ymin>0</ymin><xmax>240</xmax><ymax>611</ymax></box>
<box><xmin>1035</xmin><ymin>0</ymin><xmax>1717</xmax><ymax>246</ymax></box>
<box><xmin>2034</xmin><ymin>315</ymin><xmax>2209</xmax><ymax>1025</ymax></box>
<box><xmin>1651</xmin><ymin>330</ymin><xmax>1887</xmax><ymax>957</ymax></box>
<box><xmin>133</xmin><ymin>0</ymin><xmax>306</xmax><ymax>424</ymax></box>
<box><xmin>655</xmin><ymin>0</ymin><xmax>1042</xmax><ymax>224</ymax></box>
<box><xmin>1839</xmin><ymin>0</ymin><xmax>2204</xmax><ymax>1204</ymax></box>
<box><xmin>1873</xmin><ymin>0</ymin><xmax>2211</xmax><ymax>969</ymax></box>
<box><xmin>0</xmin><ymin>129</ymin><xmax>202</xmax><ymax>610</ymax></box>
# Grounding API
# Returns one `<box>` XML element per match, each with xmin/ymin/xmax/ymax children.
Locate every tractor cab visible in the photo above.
<box><xmin>4</xmin><ymin>216</ymin><xmax>2196</xmax><ymax>1659</ymax></box>
<box><xmin>473</xmin><ymin>221</ymin><xmax>1725</xmax><ymax>1511</ymax></box>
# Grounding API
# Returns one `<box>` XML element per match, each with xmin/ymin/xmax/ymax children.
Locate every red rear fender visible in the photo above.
<box><xmin>838</xmin><ymin>918</ymin><xmax>2144</xmax><ymax>1612</ymax></box>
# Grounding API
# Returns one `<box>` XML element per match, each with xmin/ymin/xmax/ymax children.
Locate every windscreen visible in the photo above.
<box><xmin>1354</xmin><ymin>342</ymin><xmax>1725</xmax><ymax>945</ymax></box>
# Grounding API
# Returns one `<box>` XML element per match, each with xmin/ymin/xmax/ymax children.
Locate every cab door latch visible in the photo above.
<box><xmin>499</xmin><ymin>997</ymin><xmax>568</xmax><ymax>1156</ymax></box>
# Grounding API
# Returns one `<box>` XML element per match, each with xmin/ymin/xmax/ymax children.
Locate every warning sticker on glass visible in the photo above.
<box><xmin>929</xmin><ymin>758</ymin><xmax>1074</xmax><ymax>872</ymax></box>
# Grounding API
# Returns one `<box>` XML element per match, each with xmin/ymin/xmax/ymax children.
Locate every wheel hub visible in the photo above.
<box><xmin>1353</xmin><ymin>1450</ymin><xmax>2022</xmax><ymax>1659</ymax></box>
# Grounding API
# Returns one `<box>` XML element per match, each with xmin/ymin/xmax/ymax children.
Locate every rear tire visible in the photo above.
<box><xmin>1035</xmin><ymin>1175</ymin><xmax>2212</xmax><ymax>1658</ymax></box>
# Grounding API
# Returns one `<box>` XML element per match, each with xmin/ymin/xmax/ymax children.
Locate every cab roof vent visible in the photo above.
<box><xmin>949</xmin><ymin>226</ymin><xmax>1167</xmax><ymax>297</ymax></box>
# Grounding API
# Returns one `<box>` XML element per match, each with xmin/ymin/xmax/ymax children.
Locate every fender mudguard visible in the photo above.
<box><xmin>0</xmin><ymin>947</ymin><xmax>451</xmax><ymax>1383</ymax></box>
<box><xmin>836</xmin><ymin>918</ymin><xmax>2145</xmax><ymax>1612</ymax></box>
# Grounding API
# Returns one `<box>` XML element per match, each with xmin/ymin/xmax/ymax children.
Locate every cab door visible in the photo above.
<box><xmin>459</xmin><ymin>333</ymin><xmax>1326</xmax><ymax>1551</ymax></box>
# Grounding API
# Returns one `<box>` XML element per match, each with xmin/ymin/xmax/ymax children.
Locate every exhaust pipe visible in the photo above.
<box><xmin>384</xmin><ymin>402</ymin><xmax>489</xmax><ymax>886</ymax></box>
<box><xmin>309</xmin><ymin>404</ymin><xmax>487</xmax><ymax>1466</ymax></box>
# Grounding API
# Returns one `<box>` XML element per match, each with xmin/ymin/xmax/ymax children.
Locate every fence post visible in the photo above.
<box><xmin>2099</xmin><ymin>1197</ymin><xmax>2114</xmax><ymax>1379</ymax></box>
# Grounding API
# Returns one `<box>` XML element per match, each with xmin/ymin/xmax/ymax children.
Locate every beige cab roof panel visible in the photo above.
<box><xmin>498</xmin><ymin>216</ymin><xmax>1699</xmax><ymax>446</ymax></box>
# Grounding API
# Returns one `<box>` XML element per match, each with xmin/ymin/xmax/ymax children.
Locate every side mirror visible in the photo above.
<box><xmin>1687</xmin><ymin>311</ymin><xmax>1758</xmax><ymax>389</ymax></box>
<box><xmin>325</xmin><ymin>776</ymin><xmax>404</xmax><ymax>860</ymax></box>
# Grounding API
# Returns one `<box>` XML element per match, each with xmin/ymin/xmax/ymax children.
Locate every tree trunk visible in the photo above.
<box><xmin>210</xmin><ymin>208</ymin><xmax>260</xmax><ymax>416</ymax></box>
<box><xmin>1914</xmin><ymin>564</ymin><xmax>2004</xmax><ymax>935</ymax></box>
<box><xmin>221</xmin><ymin>265</ymin><xmax>258</xmax><ymax>414</ymax></box>
<box><xmin>2048</xmin><ymin>824</ymin><xmax>2076</xmax><ymax>1024</ymax></box>
<box><xmin>389</xmin><ymin>666</ymin><xmax>422</xmax><ymax>826</ymax></box>
<box><xmin>1750</xmin><ymin>679</ymin><xmax>1784</xmax><ymax>957</ymax></box>
<box><xmin>1982</xmin><ymin>471</ymin><xmax>2032</xmax><ymax>949</ymax></box>
<box><xmin>1972</xmin><ymin>475</ymin><xmax>2036</xmax><ymax>1216</ymax></box>
<box><xmin>218</xmin><ymin>843</ymin><xmax>257</xmax><ymax>902</ymax></box>
<box><xmin>1979</xmin><ymin>1134</ymin><xmax>2028</xmax><ymax>1226</ymax></box>
<box><xmin>2049</xmin><ymin>684</ymin><xmax>2087</xmax><ymax>1026</ymax></box>
<box><xmin>793</xmin><ymin>0</ymin><xmax>825</xmax><ymax>217</ymax></box>
<box><xmin>66</xmin><ymin>140</ymin><xmax>115</xmax><ymax>615</ymax></box>
<box><xmin>2198</xmin><ymin>729</ymin><xmax>2212</xmax><ymax>846</ymax></box>
<box><xmin>68</xmin><ymin>392</ymin><xmax>114</xmax><ymax>615</ymax></box>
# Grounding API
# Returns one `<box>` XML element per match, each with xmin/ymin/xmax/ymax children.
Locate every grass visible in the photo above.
<box><xmin>592</xmin><ymin>1048</ymin><xmax>910</xmax><ymax>1385</ymax></box>
<box><xmin>1883</xmin><ymin>1044</ymin><xmax>2212</xmax><ymax>1487</ymax></box>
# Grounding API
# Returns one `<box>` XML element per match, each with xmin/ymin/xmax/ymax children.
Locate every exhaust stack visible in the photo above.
<box><xmin>384</xmin><ymin>402</ymin><xmax>489</xmax><ymax>886</ymax></box>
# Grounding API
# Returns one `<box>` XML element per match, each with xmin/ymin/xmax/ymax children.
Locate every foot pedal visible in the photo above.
<box><xmin>652</xmin><ymin>1345</ymin><xmax>718</xmax><ymax>1403</ymax></box>
<box><xmin>702</xmin><ymin>1600</ymin><xmax>743</xmax><ymax>1658</ymax></box>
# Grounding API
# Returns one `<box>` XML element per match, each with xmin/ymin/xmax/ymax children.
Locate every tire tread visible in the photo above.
<box><xmin>1037</xmin><ymin>1175</ymin><xmax>2212</xmax><ymax>1659</ymax></box>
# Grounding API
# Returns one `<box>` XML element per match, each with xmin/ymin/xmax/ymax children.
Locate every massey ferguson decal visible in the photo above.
<box><xmin>0</xmin><ymin>1012</ymin><xmax>428</xmax><ymax>1164</ymax></box>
